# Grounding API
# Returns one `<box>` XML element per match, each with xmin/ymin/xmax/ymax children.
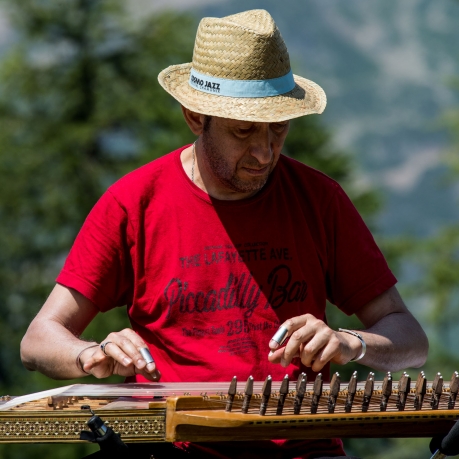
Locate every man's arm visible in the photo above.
<box><xmin>268</xmin><ymin>286</ymin><xmax>428</xmax><ymax>373</ymax></box>
<box><xmin>21</xmin><ymin>284</ymin><xmax>159</xmax><ymax>380</ymax></box>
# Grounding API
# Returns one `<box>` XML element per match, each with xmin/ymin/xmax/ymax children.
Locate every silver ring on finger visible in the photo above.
<box><xmin>100</xmin><ymin>341</ymin><xmax>112</xmax><ymax>356</ymax></box>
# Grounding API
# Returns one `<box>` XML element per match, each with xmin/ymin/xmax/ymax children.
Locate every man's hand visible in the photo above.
<box><xmin>267</xmin><ymin>314</ymin><xmax>362</xmax><ymax>373</ymax></box>
<box><xmin>79</xmin><ymin>329</ymin><xmax>160</xmax><ymax>381</ymax></box>
<box><xmin>267</xmin><ymin>286</ymin><xmax>429</xmax><ymax>373</ymax></box>
<box><xmin>21</xmin><ymin>284</ymin><xmax>162</xmax><ymax>380</ymax></box>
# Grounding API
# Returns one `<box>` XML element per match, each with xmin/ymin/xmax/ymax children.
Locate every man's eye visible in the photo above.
<box><xmin>237</xmin><ymin>127</ymin><xmax>252</xmax><ymax>134</ymax></box>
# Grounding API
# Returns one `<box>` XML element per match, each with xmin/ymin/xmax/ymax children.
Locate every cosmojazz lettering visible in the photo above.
<box><xmin>163</xmin><ymin>264</ymin><xmax>308</xmax><ymax>319</ymax></box>
<box><xmin>190</xmin><ymin>75</ymin><xmax>221</xmax><ymax>93</ymax></box>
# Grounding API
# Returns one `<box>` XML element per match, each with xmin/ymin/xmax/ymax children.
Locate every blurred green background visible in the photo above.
<box><xmin>0</xmin><ymin>0</ymin><xmax>458</xmax><ymax>458</ymax></box>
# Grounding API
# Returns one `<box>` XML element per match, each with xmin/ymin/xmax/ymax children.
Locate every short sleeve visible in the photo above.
<box><xmin>56</xmin><ymin>190</ymin><xmax>134</xmax><ymax>311</ymax></box>
<box><xmin>324</xmin><ymin>186</ymin><xmax>397</xmax><ymax>315</ymax></box>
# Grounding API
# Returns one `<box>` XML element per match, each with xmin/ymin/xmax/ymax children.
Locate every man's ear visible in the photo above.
<box><xmin>181</xmin><ymin>106</ymin><xmax>206</xmax><ymax>135</ymax></box>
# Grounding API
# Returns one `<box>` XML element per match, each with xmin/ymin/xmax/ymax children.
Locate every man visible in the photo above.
<box><xmin>20</xmin><ymin>9</ymin><xmax>428</xmax><ymax>459</ymax></box>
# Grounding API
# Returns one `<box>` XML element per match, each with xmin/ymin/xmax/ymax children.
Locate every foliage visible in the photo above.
<box><xmin>287</xmin><ymin>24</ymin><xmax>459</xmax><ymax>459</ymax></box>
<box><xmin>0</xmin><ymin>0</ymin><xmax>196</xmax><ymax>397</ymax></box>
<box><xmin>342</xmin><ymin>70</ymin><xmax>459</xmax><ymax>459</ymax></box>
<box><xmin>0</xmin><ymin>1</ymin><xmax>197</xmax><ymax>457</ymax></box>
<box><xmin>0</xmin><ymin>1</ymin><xmax>416</xmax><ymax>459</ymax></box>
<box><xmin>0</xmin><ymin>0</ymin><xmax>382</xmax><ymax>383</ymax></box>
<box><xmin>397</xmin><ymin>96</ymin><xmax>459</xmax><ymax>377</ymax></box>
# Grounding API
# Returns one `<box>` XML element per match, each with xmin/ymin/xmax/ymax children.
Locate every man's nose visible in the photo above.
<box><xmin>250</xmin><ymin>126</ymin><xmax>273</xmax><ymax>165</ymax></box>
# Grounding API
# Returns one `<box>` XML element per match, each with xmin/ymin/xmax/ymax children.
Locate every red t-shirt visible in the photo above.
<box><xmin>57</xmin><ymin>145</ymin><xmax>396</xmax><ymax>458</ymax></box>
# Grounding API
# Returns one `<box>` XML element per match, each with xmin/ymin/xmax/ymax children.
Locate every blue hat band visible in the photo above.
<box><xmin>189</xmin><ymin>68</ymin><xmax>295</xmax><ymax>98</ymax></box>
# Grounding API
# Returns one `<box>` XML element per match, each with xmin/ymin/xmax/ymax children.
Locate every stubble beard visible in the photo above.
<box><xmin>201</xmin><ymin>125</ymin><xmax>272</xmax><ymax>195</ymax></box>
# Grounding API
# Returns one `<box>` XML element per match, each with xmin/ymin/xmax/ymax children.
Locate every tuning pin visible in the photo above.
<box><xmin>362</xmin><ymin>372</ymin><xmax>374</xmax><ymax>413</ymax></box>
<box><xmin>414</xmin><ymin>371</ymin><xmax>426</xmax><ymax>411</ymax></box>
<box><xmin>294</xmin><ymin>374</ymin><xmax>307</xmax><ymax>415</ymax></box>
<box><xmin>380</xmin><ymin>372</ymin><xmax>392</xmax><ymax>412</ymax></box>
<box><xmin>259</xmin><ymin>376</ymin><xmax>272</xmax><ymax>416</ymax></box>
<box><xmin>311</xmin><ymin>373</ymin><xmax>323</xmax><ymax>414</ymax></box>
<box><xmin>296</xmin><ymin>372</ymin><xmax>306</xmax><ymax>392</ymax></box>
<box><xmin>345</xmin><ymin>371</ymin><xmax>358</xmax><ymax>413</ymax></box>
<box><xmin>328</xmin><ymin>372</ymin><xmax>340</xmax><ymax>414</ymax></box>
<box><xmin>397</xmin><ymin>373</ymin><xmax>411</xmax><ymax>411</ymax></box>
<box><xmin>448</xmin><ymin>372</ymin><xmax>459</xmax><ymax>410</ymax></box>
<box><xmin>225</xmin><ymin>376</ymin><xmax>237</xmax><ymax>412</ymax></box>
<box><xmin>430</xmin><ymin>372</ymin><xmax>443</xmax><ymax>410</ymax></box>
<box><xmin>276</xmin><ymin>374</ymin><xmax>289</xmax><ymax>415</ymax></box>
<box><xmin>241</xmin><ymin>376</ymin><xmax>254</xmax><ymax>414</ymax></box>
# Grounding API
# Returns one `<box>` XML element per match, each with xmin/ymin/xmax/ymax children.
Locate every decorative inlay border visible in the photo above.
<box><xmin>0</xmin><ymin>410</ymin><xmax>166</xmax><ymax>444</ymax></box>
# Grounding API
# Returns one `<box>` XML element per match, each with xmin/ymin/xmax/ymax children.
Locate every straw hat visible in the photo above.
<box><xmin>158</xmin><ymin>9</ymin><xmax>326</xmax><ymax>122</ymax></box>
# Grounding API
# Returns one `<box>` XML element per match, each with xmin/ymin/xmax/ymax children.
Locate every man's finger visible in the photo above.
<box><xmin>297</xmin><ymin>330</ymin><xmax>335</xmax><ymax>367</ymax></box>
<box><xmin>135</xmin><ymin>366</ymin><xmax>162</xmax><ymax>381</ymax></box>
<box><xmin>99</xmin><ymin>329</ymin><xmax>154</xmax><ymax>371</ymax></box>
<box><xmin>88</xmin><ymin>342</ymin><xmax>132</xmax><ymax>369</ymax></box>
<box><xmin>268</xmin><ymin>347</ymin><xmax>299</xmax><ymax>364</ymax></box>
<box><xmin>269</xmin><ymin>315</ymin><xmax>316</xmax><ymax>350</ymax></box>
<box><xmin>281</xmin><ymin>323</ymin><xmax>318</xmax><ymax>366</ymax></box>
<box><xmin>116</xmin><ymin>329</ymin><xmax>152</xmax><ymax>369</ymax></box>
<box><xmin>269</xmin><ymin>326</ymin><xmax>289</xmax><ymax>350</ymax></box>
<box><xmin>139</xmin><ymin>347</ymin><xmax>159</xmax><ymax>375</ymax></box>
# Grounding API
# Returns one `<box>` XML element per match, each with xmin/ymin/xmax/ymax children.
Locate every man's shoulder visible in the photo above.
<box><xmin>114</xmin><ymin>148</ymin><xmax>179</xmax><ymax>187</ymax></box>
<box><xmin>107</xmin><ymin>146</ymin><xmax>186</xmax><ymax>202</ymax></box>
<box><xmin>278</xmin><ymin>154</ymin><xmax>341</xmax><ymax>191</ymax></box>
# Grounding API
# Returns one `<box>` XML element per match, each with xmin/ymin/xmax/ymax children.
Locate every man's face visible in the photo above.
<box><xmin>200</xmin><ymin>116</ymin><xmax>289</xmax><ymax>198</ymax></box>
